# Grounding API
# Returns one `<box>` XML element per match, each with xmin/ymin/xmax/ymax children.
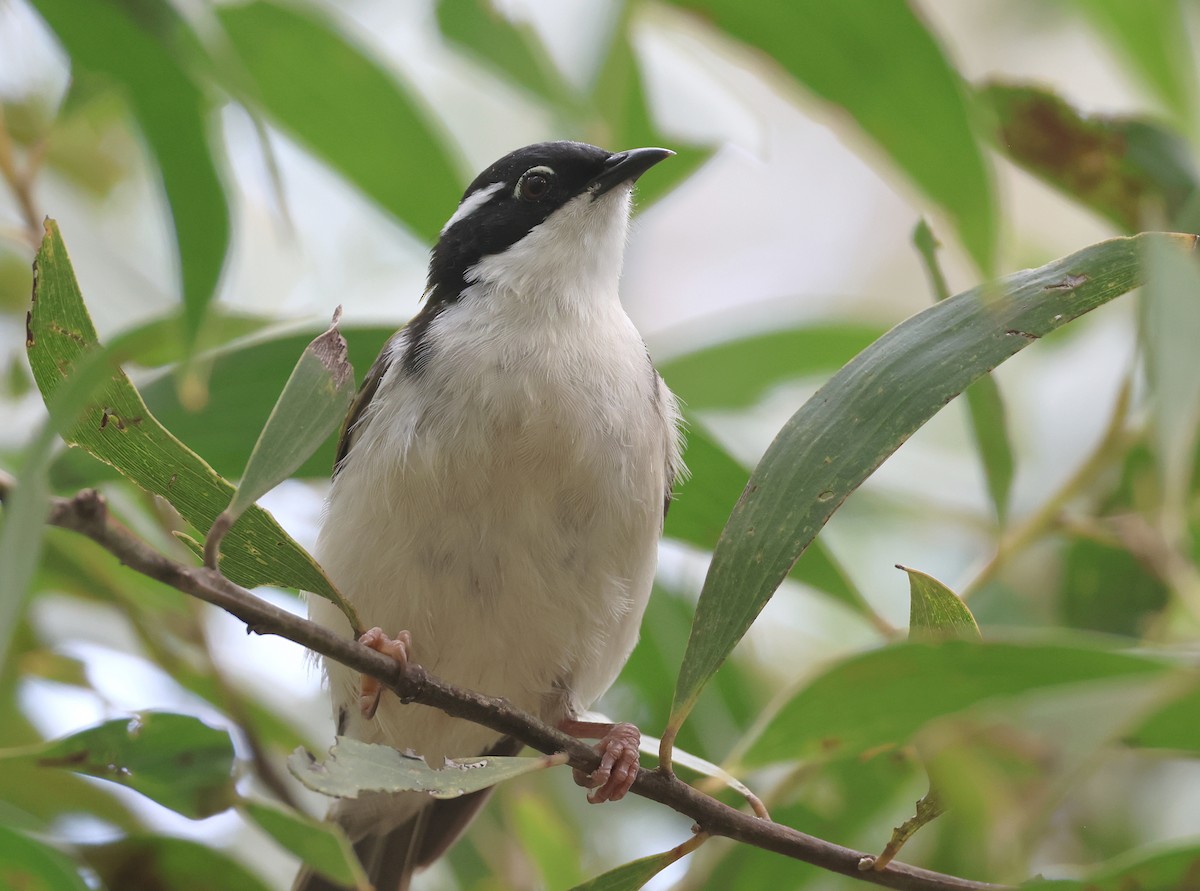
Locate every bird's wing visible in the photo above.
<box><xmin>333</xmin><ymin>331</ymin><xmax>404</xmax><ymax>477</ymax></box>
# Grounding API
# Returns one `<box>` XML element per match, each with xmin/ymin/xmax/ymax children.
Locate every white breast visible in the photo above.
<box><xmin>310</xmin><ymin>281</ymin><xmax>681</xmax><ymax>764</ymax></box>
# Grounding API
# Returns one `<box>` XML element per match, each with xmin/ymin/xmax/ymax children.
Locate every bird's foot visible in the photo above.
<box><xmin>560</xmin><ymin>719</ymin><xmax>640</xmax><ymax>803</ymax></box>
<box><xmin>357</xmin><ymin>627</ymin><xmax>411</xmax><ymax>719</ymax></box>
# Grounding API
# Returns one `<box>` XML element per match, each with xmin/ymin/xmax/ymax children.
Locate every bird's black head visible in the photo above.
<box><xmin>426</xmin><ymin>141</ymin><xmax>672</xmax><ymax>301</ymax></box>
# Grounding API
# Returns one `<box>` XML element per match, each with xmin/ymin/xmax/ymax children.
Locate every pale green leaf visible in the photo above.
<box><xmin>289</xmin><ymin>736</ymin><xmax>565</xmax><ymax>799</ymax></box>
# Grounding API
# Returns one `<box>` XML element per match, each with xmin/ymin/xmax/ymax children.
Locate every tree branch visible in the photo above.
<box><xmin>13</xmin><ymin>481</ymin><xmax>1010</xmax><ymax>891</ymax></box>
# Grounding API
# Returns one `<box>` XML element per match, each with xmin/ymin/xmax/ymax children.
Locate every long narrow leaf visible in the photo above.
<box><xmin>25</xmin><ymin>221</ymin><xmax>341</xmax><ymax>601</ymax></box>
<box><xmin>665</xmin><ymin>232</ymin><xmax>1196</xmax><ymax>745</ymax></box>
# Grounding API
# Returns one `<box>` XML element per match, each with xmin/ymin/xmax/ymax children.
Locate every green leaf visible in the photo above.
<box><xmin>667</xmin><ymin>234</ymin><xmax>1190</xmax><ymax>737</ymax></box>
<box><xmin>25</xmin><ymin>220</ymin><xmax>341</xmax><ymax>601</ymax></box>
<box><xmin>658</xmin><ymin>323</ymin><xmax>885</xmax><ymax>411</ymax></box>
<box><xmin>664</xmin><ymin>423</ymin><xmax>880</xmax><ymax>627</ymax></box>
<box><xmin>289</xmin><ymin>736</ymin><xmax>566</xmax><ymax>799</ymax></box>
<box><xmin>217</xmin><ymin>1</ymin><xmax>461</xmax><ymax>242</ymax></box>
<box><xmin>1025</xmin><ymin>840</ymin><xmax>1200</xmax><ymax>891</ymax></box>
<box><xmin>239</xmin><ymin>797</ymin><xmax>367</xmax><ymax>890</ymax></box>
<box><xmin>568</xmin><ymin>836</ymin><xmax>705</xmax><ymax>891</ymax></box>
<box><xmin>204</xmin><ymin>310</ymin><xmax>356</xmax><ymax>627</ymax></box>
<box><xmin>141</xmin><ymin>326</ymin><xmax>396</xmax><ymax>480</ymax></box>
<box><xmin>0</xmin><ymin>824</ymin><xmax>89</xmax><ymax>891</ymax></box>
<box><xmin>979</xmin><ymin>81</ymin><xmax>1200</xmax><ymax>232</ymax></box>
<box><xmin>669</xmin><ymin>0</ymin><xmax>995</xmax><ymax>269</ymax></box>
<box><xmin>740</xmin><ymin>640</ymin><xmax>1170</xmax><ymax>768</ymax></box>
<box><xmin>0</xmin><ymin>713</ymin><xmax>235</xmax><ymax>819</ymax></box>
<box><xmin>29</xmin><ymin>0</ymin><xmax>229</xmax><ymax>348</ymax></box>
<box><xmin>665</xmin><ymin>232</ymin><xmax>1193</xmax><ymax>742</ymax></box>
<box><xmin>902</xmin><ymin>565</ymin><xmax>980</xmax><ymax>641</ymax></box>
<box><xmin>82</xmin><ymin>835</ymin><xmax>272</xmax><ymax>891</ymax></box>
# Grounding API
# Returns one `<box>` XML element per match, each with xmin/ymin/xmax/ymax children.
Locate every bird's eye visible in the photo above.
<box><xmin>517</xmin><ymin>167</ymin><xmax>554</xmax><ymax>202</ymax></box>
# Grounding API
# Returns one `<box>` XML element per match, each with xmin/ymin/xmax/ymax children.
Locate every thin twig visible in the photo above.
<box><xmin>3</xmin><ymin>479</ymin><xmax>1010</xmax><ymax>891</ymax></box>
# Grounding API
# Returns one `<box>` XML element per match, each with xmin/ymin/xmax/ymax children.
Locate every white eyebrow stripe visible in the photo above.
<box><xmin>440</xmin><ymin>182</ymin><xmax>504</xmax><ymax>235</ymax></box>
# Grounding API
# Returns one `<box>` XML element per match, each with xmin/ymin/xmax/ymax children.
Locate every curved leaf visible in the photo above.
<box><xmin>666</xmin><ymin>232</ymin><xmax>1196</xmax><ymax>740</ymax></box>
<box><xmin>670</xmin><ymin>0</ymin><xmax>995</xmax><ymax>269</ymax></box>
<box><xmin>289</xmin><ymin>736</ymin><xmax>565</xmax><ymax>799</ymax></box>
<box><xmin>26</xmin><ymin>221</ymin><xmax>341</xmax><ymax>601</ymax></box>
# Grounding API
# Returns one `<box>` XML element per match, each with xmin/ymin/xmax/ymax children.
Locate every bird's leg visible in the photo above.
<box><xmin>559</xmin><ymin>719</ymin><xmax>640</xmax><ymax>803</ymax></box>
<box><xmin>357</xmin><ymin>627</ymin><xmax>411</xmax><ymax>719</ymax></box>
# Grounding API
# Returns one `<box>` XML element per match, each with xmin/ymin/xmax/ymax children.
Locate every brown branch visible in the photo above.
<box><xmin>15</xmin><ymin>483</ymin><xmax>1009</xmax><ymax>891</ymax></box>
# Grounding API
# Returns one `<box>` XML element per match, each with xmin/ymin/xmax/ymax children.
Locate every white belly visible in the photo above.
<box><xmin>310</xmin><ymin>293</ymin><xmax>677</xmax><ymax>764</ymax></box>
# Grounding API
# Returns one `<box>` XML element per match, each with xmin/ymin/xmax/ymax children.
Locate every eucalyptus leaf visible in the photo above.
<box><xmin>240</xmin><ymin>798</ymin><xmax>367</xmax><ymax>890</ymax></box>
<box><xmin>902</xmin><ymin>565</ymin><xmax>980</xmax><ymax>641</ymax></box>
<box><xmin>29</xmin><ymin>0</ymin><xmax>229</xmax><ymax>349</ymax></box>
<box><xmin>567</xmin><ymin>836</ymin><xmax>704</xmax><ymax>891</ymax></box>
<box><xmin>0</xmin><ymin>713</ymin><xmax>235</xmax><ymax>819</ymax></box>
<box><xmin>289</xmin><ymin>736</ymin><xmax>565</xmax><ymax>799</ymax></box>
<box><xmin>25</xmin><ymin>221</ymin><xmax>342</xmax><ymax>603</ymax></box>
<box><xmin>204</xmin><ymin>310</ymin><xmax>355</xmax><ymax>615</ymax></box>
<box><xmin>665</xmin><ymin>232</ymin><xmax>1195</xmax><ymax>747</ymax></box>
<box><xmin>739</xmin><ymin>640</ymin><xmax>1169</xmax><ymax>768</ymax></box>
<box><xmin>141</xmin><ymin>326</ymin><xmax>396</xmax><ymax>480</ymax></box>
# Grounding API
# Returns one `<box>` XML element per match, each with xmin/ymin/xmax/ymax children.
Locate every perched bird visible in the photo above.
<box><xmin>298</xmin><ymin>141</ymin><xmax>684</xmax><ymax>891</ymax></box>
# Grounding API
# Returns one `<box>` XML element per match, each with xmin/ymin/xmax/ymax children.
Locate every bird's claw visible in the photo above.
<box><xmin>570</xmin><ymin>722</ymin><xmax>640</xmax><ymax>803</ymax></box>
<box><xmin>358</xmin><ymin>627</ymin><xmax>411</xmax><ymax>719</ymax></box>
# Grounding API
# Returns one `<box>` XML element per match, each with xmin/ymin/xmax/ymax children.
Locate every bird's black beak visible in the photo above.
<box><xmin>589</xmin><ymin>147</ymin><xmax>674</xmax><ymax>197</ymax></box>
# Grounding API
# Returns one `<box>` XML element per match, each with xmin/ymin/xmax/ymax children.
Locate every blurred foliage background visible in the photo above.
<box><xmin>3</xmin><ymin>1</ymin><xmax>1200</xmax><ymax>889</ymax></box>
